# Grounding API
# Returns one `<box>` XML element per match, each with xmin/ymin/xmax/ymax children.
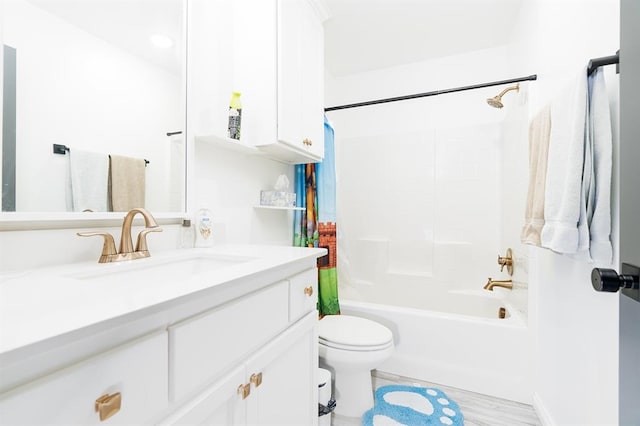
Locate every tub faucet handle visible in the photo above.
<box><xmin>497</xmin><ymin>248</ymin><xmax>514</xmax><ymax>275</ymax></box>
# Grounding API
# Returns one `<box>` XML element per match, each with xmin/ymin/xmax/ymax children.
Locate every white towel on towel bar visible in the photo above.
<box><xmin>68</xmin><ymin>149</ymin><xmax>109</xmax><ymax>212</ymax></box>
<box><xmin>586</xmin><ymin>68</ymin><xmax>613</xmax><ymax>264</ymax></box>
<box><xmin>540</xmin><ymin>69</ymin><xmax>589</xmax><ymax>254</ymax></box>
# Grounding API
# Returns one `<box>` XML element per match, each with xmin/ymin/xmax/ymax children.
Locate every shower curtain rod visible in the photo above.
<box><xmin>324</xmin><ymin>74</ymin><xmax>537</xmax><ymax>112</ymax></box>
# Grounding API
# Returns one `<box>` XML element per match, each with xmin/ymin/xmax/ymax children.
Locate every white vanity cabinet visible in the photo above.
<box><xmin>0</xmin><ymin>247</ymin><xmax>324</xmax><ymax>426</ymax></box>
<box><xmin>163</xmin><ymin>312</ymin><xmax>317</xmax><ymax>426</ymax></box>
<box><xmin>161</xmin><ymin>269</ymin><xmax>319</xmax><ymax>426</ymax></box>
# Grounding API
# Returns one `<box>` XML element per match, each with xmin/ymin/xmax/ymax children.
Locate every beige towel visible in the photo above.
<box><xmin>521</xmin><ymin>105</ymin><xmax>551</xmax><ymax>246</ymax></box>
<box><xmin>109</xmin><ymin>155</ymin><xmax>146</xmax><ymax>212</ymax></box>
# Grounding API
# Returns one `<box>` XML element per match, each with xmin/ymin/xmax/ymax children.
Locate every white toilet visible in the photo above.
<box><xmin>318</xmin><ymin>315</ymin><xmax>394</xmax><ymax>418</ymax></box>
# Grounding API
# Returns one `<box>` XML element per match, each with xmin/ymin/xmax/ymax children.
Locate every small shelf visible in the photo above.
<box><xmin>253</xmin><ymin>205</ymin><xmax>305</xmax><ymax>211</ymax></box>
<box><xmin>195</xmin><ymin>134</ymin><xmax>261</xmax><ymax>155</ymax></box>
<box><xmin>195</xmin><ymin>134</ymin><xmax>322</xmax><ymax>164</ymax></box>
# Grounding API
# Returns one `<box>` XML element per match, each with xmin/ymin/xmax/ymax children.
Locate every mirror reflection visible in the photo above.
<box><xmin>1</xmin><ymin>0</ymin><xmax>185</xmax><ymax>213</ymax></box>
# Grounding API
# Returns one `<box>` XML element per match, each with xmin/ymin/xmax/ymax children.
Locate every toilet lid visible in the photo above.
<box><xmin>318</xmin><ymin>315</ymin><xmax>393</xmax><ymax>349</ymax></box>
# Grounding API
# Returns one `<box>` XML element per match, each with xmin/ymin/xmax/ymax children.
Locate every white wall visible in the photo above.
<box><xmin>193</xmin><ymin>142</ymin><xmax>294</xmax><ymax>247</ymax></box>
<box><xmin>3</xmin><ymin>0</ymin><xmax>182</xmax><ymax>212</ymax></box>
<box><xmin>326</xmin><ymin>46</ymin><xmax>530</xmax><ymax>308</ymax></box>
<box><xmin>508</xmin><ymin>1</ymin><xmax>621</xmax><ymax>425</ymax></box>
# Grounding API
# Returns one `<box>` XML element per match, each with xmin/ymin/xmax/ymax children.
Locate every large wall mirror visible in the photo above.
<box><xmin>1</xmin><ymin>0</ymin><xmax>186</xmax><ymax>214</ymax></box>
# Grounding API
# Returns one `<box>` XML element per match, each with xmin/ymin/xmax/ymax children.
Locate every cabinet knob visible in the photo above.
<box><xmin>95</xmin><ymin>392</ymin><xmax>121</xmax><ymax>421</ymax></box>
<box><xmin>304</xmin><ymin>286</ymin><xmax>313</xmax><ymax>296</ymax></box>
<box><xmin>237</xmin><ymin>383</ymin><xmax>251</xmax><ymax>400</ymax></box>
<box><xmin>303</xmin><ymin>138</ymin><xmax>313</xmax><ymax>146</ymax></box>
<box><xmin>250</xmin><ymin>372</ymin><xmax>263</xmax><ymax>388</ymax></box>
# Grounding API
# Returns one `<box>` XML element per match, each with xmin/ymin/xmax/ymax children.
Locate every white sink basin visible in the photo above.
<box><xmin>69</xmin><ymin>254</ymin><xmax>254</xmax><ymax>284</ymax></box>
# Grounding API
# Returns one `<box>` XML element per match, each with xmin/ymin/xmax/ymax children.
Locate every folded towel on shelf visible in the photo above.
<box><xmin>586</xmin><ymin>68</ymin><xmax>613</xmax><ymax>264</ymax></box>
<box><xmin>108</xmin><ymin>155</ymin><xmax>146</xmax><ymax>212</ymax></box>
<box><xmin>540</xmin><ymin>69</ymin><xmax>589</xmax><ymax>254</ymax></box>
<box><xmin>68</xmin><ymin>149</ymin><xmax>109</xmax><ymax>212</ymax></box>
<box><xmin>521</xmin><ymin>105</ymin><xmax>551</xmax><ymax>246</ymax></box>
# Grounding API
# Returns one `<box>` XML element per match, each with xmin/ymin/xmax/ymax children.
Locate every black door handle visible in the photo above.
<box><xmin>591</xmin><ymin>263</ymin><xmax>640</xmax><ymax>292</ymax></box>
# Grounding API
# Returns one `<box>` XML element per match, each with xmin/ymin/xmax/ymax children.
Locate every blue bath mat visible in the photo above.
<box><xmin>362</xmin><ymin>385</ymin><xmax>464</xmax><ymax>426</ymax></box>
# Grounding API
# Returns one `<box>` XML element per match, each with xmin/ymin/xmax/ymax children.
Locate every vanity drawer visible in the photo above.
<box><xmin>289</xmin><ymin>268</ymin><xmax>318</xmax><ymax>322</ymax></box>
<box><xmin>169</xmin><ymin>281</ymin><xmax>289</xmax><ymax>402</ymax></box>
<box><xmin>0</xmin><ymin>331</ymin><xmax>168</xmax><ymax>425</ymax></box>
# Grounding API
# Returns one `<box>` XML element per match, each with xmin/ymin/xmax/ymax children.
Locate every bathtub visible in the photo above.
<box><xmin>340</xmin><ymin>289</ymin><xmax>532</xmax><ymax>404</ymax></box>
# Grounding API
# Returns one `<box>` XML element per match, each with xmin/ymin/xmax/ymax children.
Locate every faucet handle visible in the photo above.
<box><xmin>497</xmin><ymin>248</ymin><xmax>514</xmax><ymax>275</ymax></box>
<box><xmin>135</xmin><ymin>227</ymin><xmax>163</xmax><ymax>252</ymax></box>
<box><xmin>77</xmin><ymin>232</ymin><xmax>118</xmax><ymax>263</ymax></box>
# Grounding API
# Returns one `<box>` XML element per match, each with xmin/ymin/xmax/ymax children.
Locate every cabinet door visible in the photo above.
<box><xmin>277</xmin><ymin>0</ymin><xmax>303</xmax><ymax>147</ymax></box>
<box><xmin>160</xmin><ymin>366</ymin><xmax>246</xmax><ymax>426</ymax></box>
<box><xmin>245</xmin><ymin>312</ymin><xmax>318</xmax><ymax>426</ymax></box>
<box><xmin>169</xmin><ymin>281</ymin><xmax>288</xmax><ymax>402</ymax></box>
<box><xmin>277</xmin><ymin>0</ymin><xmax>324</xmax><ymax>159</ymax></box>
<box><xmin>299</xmin><ymin>0</ymin><xmax>324</xmax><ymax>159</ymax></box>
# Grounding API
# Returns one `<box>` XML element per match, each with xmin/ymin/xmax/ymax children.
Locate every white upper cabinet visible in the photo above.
<box><xmin>270</xmin><ymin>0</ymin><xmax>325</xmax><ymax>161</ymax></box>
<box><xmin>189</xmin><ymin>0</ymin><xmax>327</xmax><ymax>164</ymax></box>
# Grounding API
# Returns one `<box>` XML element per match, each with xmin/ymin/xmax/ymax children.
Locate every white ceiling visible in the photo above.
<box><xmin>323</xmin><ymin>0</ymin><xmax>524</xmax><ymax>76</ymax></box>
<box><xmin>25</xmin><ymin>0</ymin><xmax>183</xmax><ymax>75</ymax></box>
<box><xmin>23</xmin><ymin>0</ymin><xmax>522</xmax><ymax>79</ymax></box>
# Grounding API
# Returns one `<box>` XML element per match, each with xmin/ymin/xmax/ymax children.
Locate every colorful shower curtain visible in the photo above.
<box><xmin>293</xmin><ymin>116</ymin><xmax>340</xmax><ymax>316</ymax></box>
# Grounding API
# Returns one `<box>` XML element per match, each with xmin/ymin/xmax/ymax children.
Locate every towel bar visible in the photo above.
<box><xmin>52</xmin><ymin>143</ymin><xmax>150</xmax><ymax>166</ymax></box>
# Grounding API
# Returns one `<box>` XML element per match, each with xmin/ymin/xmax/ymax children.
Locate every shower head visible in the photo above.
<box><xmin>486</xmin><ymin>83</ymin><xmax>520</xmax><ymax>108</ymax></box>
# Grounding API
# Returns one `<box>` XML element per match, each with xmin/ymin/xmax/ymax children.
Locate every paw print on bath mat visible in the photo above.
<box><xmin>362</xmin><ymin>385</ymin><xmax>464</xmax><ymax>425</ymax></box>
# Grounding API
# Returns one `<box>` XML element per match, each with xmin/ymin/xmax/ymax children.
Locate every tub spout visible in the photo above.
<box><xmin>484</xmin><ymin>278</ymin><xmax>513</xmax><ymax>291</ymax></box>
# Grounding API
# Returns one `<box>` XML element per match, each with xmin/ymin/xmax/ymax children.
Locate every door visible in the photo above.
<box><xmin>245</xmin><ymin>312</ymin><xmax>318</xmax><ymax>426</ymax></box>
<box><xmin>619</xmin><ymin>0</ymin><xmax>639</xmax><ymax>423</ymax></box>
<box><xmin>160</xmin><ymin>365</ymin><xmax>245</xmax><ymax>426</ymax></box>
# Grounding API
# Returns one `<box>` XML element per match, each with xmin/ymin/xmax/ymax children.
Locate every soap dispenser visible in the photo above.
<box><xmin>195</xmin><ymin>207</ymin><xmax>214</xmax><ymax>248</ymax></box>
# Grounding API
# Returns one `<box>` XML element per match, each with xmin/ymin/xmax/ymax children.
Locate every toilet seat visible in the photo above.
<box><xmin>319</xmin><ymin>315</ymin><xmax>393</xmax><ymax>352</ymax></box>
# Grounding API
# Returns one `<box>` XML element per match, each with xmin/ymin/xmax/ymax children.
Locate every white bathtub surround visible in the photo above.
<box><xmin>328</xmin><ymin>45</ymin><xmax>530</xmax><ymax>324</ymax></box>
<box><xmin>340</xmin><ymin>290</ymin><xmax>531</xmax><ymax>405</ymax></box>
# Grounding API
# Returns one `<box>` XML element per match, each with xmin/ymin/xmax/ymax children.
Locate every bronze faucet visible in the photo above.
<box><xmin>483</xmin><ymin>277</ymin><xmax>513</xmax><ymax>291</ymax></box>
<box><xmin>78</xmin><ymin>208</ymin><xmax>163</xmax><ymax>263</ymax></box>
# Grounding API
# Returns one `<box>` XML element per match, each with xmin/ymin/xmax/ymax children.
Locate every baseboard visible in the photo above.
<box><xmin>533</xmin><ymin>392</ymin><xmax>555</xmax><ymax>426</ymax></box>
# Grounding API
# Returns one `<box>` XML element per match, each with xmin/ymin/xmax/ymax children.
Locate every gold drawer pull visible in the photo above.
<box><xmin>95</xmin><ymin>392</ymin><xmax>121</xmax><ymax>421</ymax></box>
<box><xmin>250</xmin><ymin>372</ymin><xmax>263</xmax><ymax>388</ymax></box>
<box><xmin>303</xmin><ymin>138</ymin><xmax>313</xmax><ymax>146</ymax></box>
<box><xmin>238</xmin><ymin>383</ymin><xmax>251</xmax><ymax>399</ymax></box>
<box><xmin>304</xmin><ymin>286</ymin><xmax>313</xmax><ymax>296</ymax></box>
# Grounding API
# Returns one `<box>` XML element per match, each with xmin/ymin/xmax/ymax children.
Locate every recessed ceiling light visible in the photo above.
<box><xmin>150</xmin><ymin>34</ymin><xmax>173</xmax><ymax>49</ymax></box>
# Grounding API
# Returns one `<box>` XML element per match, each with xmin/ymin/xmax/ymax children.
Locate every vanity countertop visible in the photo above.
<box><xmin>0</xmin><ymin>245</ymin><xmax>326</xmax><ymax>362</ymax></box>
